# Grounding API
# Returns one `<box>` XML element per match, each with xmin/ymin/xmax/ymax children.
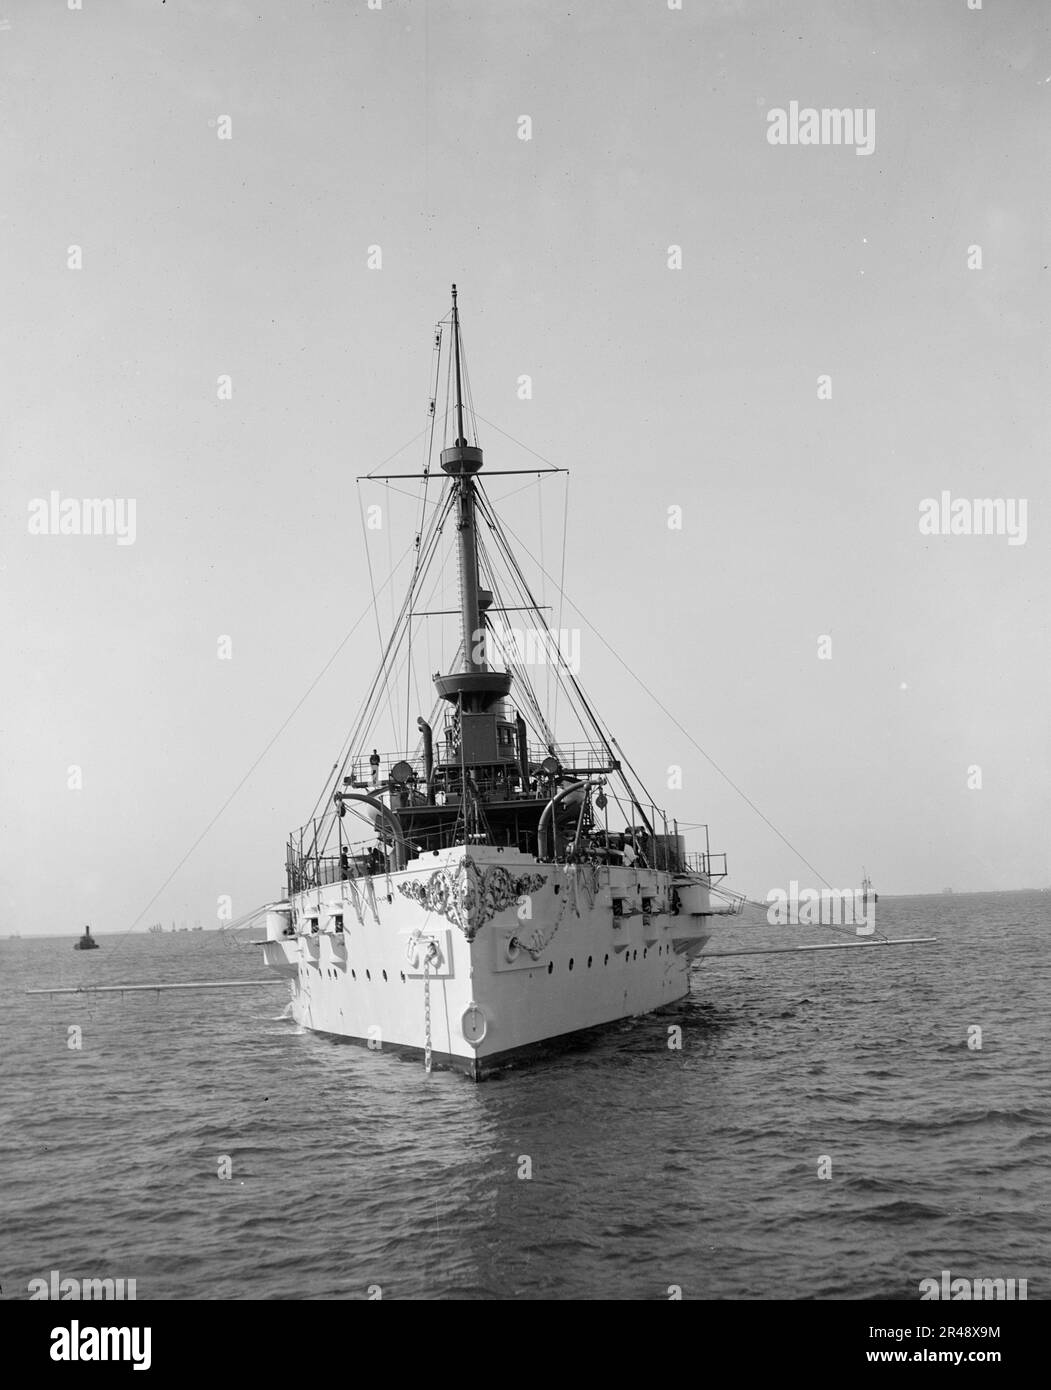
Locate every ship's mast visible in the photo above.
<box><xmin>443</xmin><ymin>284</ymin><xmax>486</xmax><ymax>676</ymax></box>
<box><xmin>432</xmin><ymin>286</ymin><xmax>513</xmax><ymax>723</ymax></box>
<box><xmin>452</xmin><ymin>284</ymin><xmax>467</xmax><ymax>451</ymax></box>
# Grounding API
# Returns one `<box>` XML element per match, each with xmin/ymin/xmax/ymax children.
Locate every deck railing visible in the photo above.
<box><xmin>287</xmin><ymin>789</ymin><xmax>729</xmax><ymax>891</ymax></box>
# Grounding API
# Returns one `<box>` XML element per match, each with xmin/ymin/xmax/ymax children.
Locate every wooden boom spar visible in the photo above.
<box><xmin>703</xmin><ymin>936</ymin><xmax>937</xmax><ymax>959</ymax></box>
<box><xmin>25</xmin><ymin>980</ymin><xmax>284</xmax><ymax>997</ymax></box>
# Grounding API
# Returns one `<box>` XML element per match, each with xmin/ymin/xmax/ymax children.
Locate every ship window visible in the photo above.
<box><xmin>382</xmin><ymin>970</ymin><xmax>388</xmax><ymax>982</ymax></box>
<box><xmin>547</xmin><ymin>962</ymin><xmax>553</xmax><ymax>975</ymax></box>
<box><xmin>604</xmin><ymin>954</ymin><xmax>609</xmax><ymax>966</ymax></box>
<box><xmin>400</xmin><ymin>972</ymin><xmax>406</xmax><ymax>983</ymax></box>
<box><xmin>351</xmin><ymin>970</ymin><xmax>356</xmax><ymax>980</ymax></box>
<box><xmin>366</xmin><ymin>969</ymin><xmax>371</xmax><ymax>981</ymax></box>
<box><xmin>569</xmin><ymin>958</ymin><xmax>574</xmax><ymax>971</ymax></box>
<box><xmin>643</xmin><ymin>948</ymin><xmax>648</xmax><ymax>959</ymax></box>
<box><xmin>587</xmin><ymin>956</ymin><xmax>592</xmax><ymax>968</ymax></box>
<box><xmin>633</xmin><ymin>950</ymin><xmax>637</xmax><ymax>961</ymax></box>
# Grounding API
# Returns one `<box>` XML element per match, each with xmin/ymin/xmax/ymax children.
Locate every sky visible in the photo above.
<box><xmin>2</xmin><ymin>0</ymin><xmax>1049</xmax><ymax>936</ymax></box>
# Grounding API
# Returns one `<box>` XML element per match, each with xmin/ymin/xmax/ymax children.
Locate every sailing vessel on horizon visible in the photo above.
<box><xmin>260</xmin><ymin>287</ymin><xmax>740</xmax><ymax>1078</ymax></box>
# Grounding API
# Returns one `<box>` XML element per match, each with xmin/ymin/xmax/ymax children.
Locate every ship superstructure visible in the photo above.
<box><xmin>261</xmin><ymin>287</ymin><xmax>735</xmax><ymax>1078</ymax></box>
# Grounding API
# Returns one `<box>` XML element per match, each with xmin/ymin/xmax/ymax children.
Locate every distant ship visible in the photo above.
<box><xmin>862</xmin><ymin>868</ymin><xmax>878</xmax><ymax>911</ymax></box>
<box><xmin>73</xmin><ymin>924</ymin><xmax>99</xmax><ymax>951</ymax></box>
<box><xmin>260</xmin><ymin>286</ymin><xmax>739</xmax><ymax>1079</ymax></box>
<box><xmin>942</xmin><ymin>887</ymin><xmax>955</xmax><ymax>895</ymax></box>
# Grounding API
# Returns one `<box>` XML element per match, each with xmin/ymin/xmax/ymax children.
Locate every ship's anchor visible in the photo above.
<box><xmin>406</xmin><ymin>929</ymin><xmax>442</xmax><ymax>972</ymax></box>
<box><xmin>406</xmin><ymin>930</ymin><xmax>441</xmax><ymax>1074</ymax></box>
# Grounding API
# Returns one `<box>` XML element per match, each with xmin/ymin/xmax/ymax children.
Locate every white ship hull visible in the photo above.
<box><xmin>263</xmin><ymin>846</ymin><xmax>721</xmax><ymax>1079</ymax></box>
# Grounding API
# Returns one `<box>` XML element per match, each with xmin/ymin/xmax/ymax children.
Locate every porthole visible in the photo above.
<box><xmin>547</xmin><ymin>961</ymin><xmax>554</xmax><ymax>975</ymax></box>
<box><xmin>569</xmin><ymin>958</ymin><xmax>574</xmax><ymax>971</ymax></box>
<box><xmin>604</xmin><ymin>954</ymin><xmax>609</xmax><ymax>966</ymax></box>
<box><xmin>632</xmin><ymin>950</ymin><xmax>637</xmax><ymax>961</ymax></box>
<box><xmin>587</xmin><ymin>956</ymin><xmax>593</xmax><ymax>968</ymax></box>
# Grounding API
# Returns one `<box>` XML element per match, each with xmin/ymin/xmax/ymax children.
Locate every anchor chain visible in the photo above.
<box><xmin>518</xmin><ymin>878</ymin><xmax>574</xmax><ymax>960</ymax></box>
<box><xmin>423</xmin><ymin>957</ymin><xmax>432</xmax><ymax>1074</ymax></box>
<box><xmin>409</xmin><ymin>933</ymin><xmax>440</xmax><ymax>1074</ymax></box>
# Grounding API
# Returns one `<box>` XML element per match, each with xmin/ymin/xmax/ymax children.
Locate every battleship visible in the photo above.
<box><xmin>73</xmin><ymin>923</ymin><xmax>99</xmax><ymax>951</ymax></box>
<box><xmin>259</xmin><ymin>287</ymin><xmax>741</xmax><ymax>1079</ymax></box>
<box><xmin>24</xmin><ymin>292</ymin><xmax>938</xmax><ymax>1062</ymax></box>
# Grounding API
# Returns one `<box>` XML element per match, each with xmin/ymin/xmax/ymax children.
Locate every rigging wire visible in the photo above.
<box><xmin>118</xmin><ymin>539</ymin><xmax>420</xmax><ymax>950</ymax></box>
<box><xmin>314</xmin><ymin>482</ymin><xmax>456</xmax><ymax>823</ymax></box>
<box><xmin>434</xmin><ymin>405</ymin><xmax>843</xmax><ymax>902</ymax></box>
<box><xmin>475</xmin><ymin>486</ymin><xmax>636</xmax><ymax>779</ymax></box>
<box><xmin>406</xmin><ymin>322</ymin><xmax>444</xmax><ymax>748</ymax></box>
<box><xmin>357</xmin><ymin>480</ymin><xmax>401</xmax><ymax>751</ymax></box>
<box><xmin>474</xmin><ymin>532</ymin><xmax>556</xmax><ymax>748</ymax></box>
<box><xmin>488</xmin><ymin>506</ymin><xmax>840</xmax><ymax>894</ymax></box>
<box><xmin>552</xmin><ymin>473</ymin><xmax>570</xmax><ymax>733</ymax></box>
<box><xmin>473</xmin><ymin>485</ymin><xmax>874</xmax><ymax>939</ymax></box>
<box><xmin>537</xmin><ymin>478</ymin><xmax>548</xmax><ymax>719</ymax></box>
<box><xmin>471</xmin><ymin>409</ymin><xmax>563</xmax><ymax>472</ymax></box>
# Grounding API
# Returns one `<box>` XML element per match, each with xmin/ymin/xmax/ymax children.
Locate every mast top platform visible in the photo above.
<box><xmin>440</xmin><ymin>442</ymin><xmax>484</xmax><ymax>475</ymax></box>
